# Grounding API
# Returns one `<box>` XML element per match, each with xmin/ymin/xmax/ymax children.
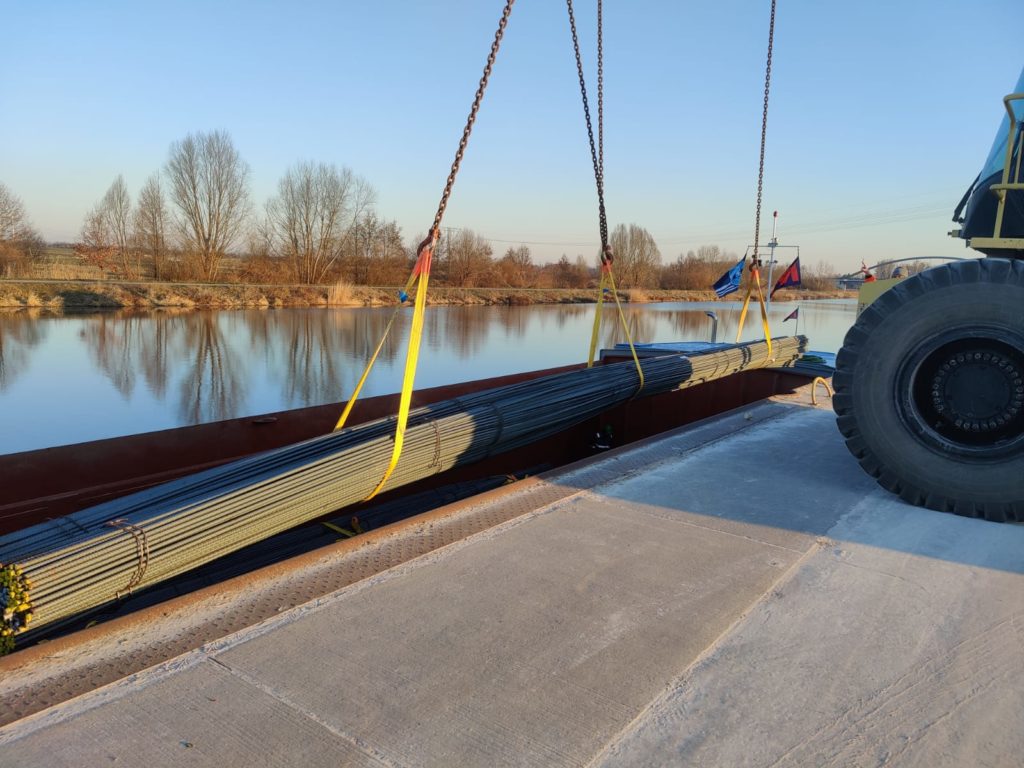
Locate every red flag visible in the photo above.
<box><xmin>783</xmin><ymin>307</ymin><xmax>799</xmax><ymax>322</ymax></box>
<box><xmin>770</xmin><ymin>257</ymin><xmax>801</xmax><ymax>298</ymax></box>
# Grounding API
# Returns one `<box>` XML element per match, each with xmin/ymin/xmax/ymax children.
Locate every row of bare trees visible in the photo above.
<box><xmin>265</xmin><ymin>162</ymin><xmax>375</xmax><ymax>283</ymax></box>
<box><xmin>80</xmin><ymin>131</ymin><xmax>393</xmax><ymax>284</ymax></box>
<box><xmin>81</xmin><ymin>131</ymin><xmax>245</xmax><ymax>281</ymax></box>
<box><xmin>69</xmin><ymin>129</ymin><xmax>682</xmax><ymax>288</ymax></box>
<box><xmin>421</xmin><ymin>225</ymin><xmax>663</xmax><ymax>290</ymax></box>
<box><xmin>5</xmin><ymin>127</ymin><xmax>844</xmax><ymax>291</ymax></box>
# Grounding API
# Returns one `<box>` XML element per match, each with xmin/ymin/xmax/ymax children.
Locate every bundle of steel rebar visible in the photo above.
<box><xmin>0</xmin><ymin>337</ymin><xmax>804</xmax><ymax>639</ymax></box>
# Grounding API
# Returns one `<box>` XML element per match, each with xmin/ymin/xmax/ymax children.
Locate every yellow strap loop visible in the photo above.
<box><xmin>365</xmin><ymin>239</ymin><xmax>434</xmax><ymax>500</ymax></box>
<box><xmin>735</xmin><ymin>265</ymin><xmax>773</xmax><ymax>360</ymax></box>
<box><xmin>333</xmin><ymin>262</ymin><xmax>422</xmax><ymax>432</ymax></box>
<box><xmin>587</xmin><ymin>263</ymin><xmax>644</xmax><ymax>395</ymax></box>
<box><xmin>586</xmin><ymin>270</ymin><xmax>609</xmax><ymax>367</ymax></box>
<box><xmin>605</xmin><ymin>268</ymin><xmax>644</xmax><ymax>396</ymax></box>
<box><xmin>333</xmin><ymin>234</ymin><xmax>436</xmax><ymax>501</ymax></box>
<box><xmin>333</xmin><ymin>311</ymin><xmax>399</xmax><ymax>432</ymax></box>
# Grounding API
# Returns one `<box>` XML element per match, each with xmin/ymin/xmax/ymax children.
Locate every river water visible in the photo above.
<box><xmin>0</xmin><ymin>299</ymin><xmax>856</xmax><ymax>454</ymax></box>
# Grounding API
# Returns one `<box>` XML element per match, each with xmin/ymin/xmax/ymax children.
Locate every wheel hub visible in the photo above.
<box><xmin>930</xmin><ymin>349</ymin><xmax>1024</xmax><ymax>434</ymax></box>
<box><xmin>904</xmin><ymin>334</ymin><xmax>1024</xmax><ymax>456</ymax></box>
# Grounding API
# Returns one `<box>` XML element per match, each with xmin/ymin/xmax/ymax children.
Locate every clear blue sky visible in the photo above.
<box><xmin>1</xmin><ymin>0</ymin><xmax>1021</xmax><ymax>273</ymax></box>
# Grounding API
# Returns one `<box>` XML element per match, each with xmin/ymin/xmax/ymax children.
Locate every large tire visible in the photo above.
<box><xmin>833</xmin><ymin>258</ymin><xmax>1024</xmax><ymax>521</ymax></box>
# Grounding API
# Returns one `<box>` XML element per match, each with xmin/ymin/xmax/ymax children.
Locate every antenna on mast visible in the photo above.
<box><xmin>766</xmin><ymin>210</ymin><xmax>779</xmax><ymax>305</ymax></box>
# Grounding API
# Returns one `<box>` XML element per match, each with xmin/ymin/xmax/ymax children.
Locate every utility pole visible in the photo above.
<box><xmin>766</xmin><ymin>210</ymin><xmax>779</xmax><ymax>305</ymax></box>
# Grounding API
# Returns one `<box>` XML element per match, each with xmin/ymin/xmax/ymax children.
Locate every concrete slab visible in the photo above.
<box><xmin>3</xmin><ymin>402</ymin><xmax>1023</xmax><ymax>767</ymax></box>
<box><xmin>210</xmin><ymin>495</ymin><xmax>810</xmax><ymax>767</ymax></box>
<box><xmin>595</xmin><ymin>498</ymin><xmax>1024</xmax><ymax>767</ymax></box>
<box><xmin>593</xmin><ymin>404</ymin><xmax>877</xmax><ymax>545</ymax></box>
<box><xmin>2</xmin><ymin>658</ymin><xmax>384</xmax><ymax>767</ymax></box>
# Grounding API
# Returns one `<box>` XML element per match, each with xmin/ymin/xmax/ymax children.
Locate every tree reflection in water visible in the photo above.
<box><xmin>665</xmin><ymin>308</ymin><xmax>720</xmax><ymax>341</ymax></box>
<box><xmin>249</xmin><ymin>308</ymin><xmax>407</xmax><ymax>408</ymax></box>
<box><xmin>178</xmin><ymin>312</ymin><xmax>244</xmax><ymax>424</ymax></box>
<box><xmin>0</xmin><ymin>310</ymin><xmax>48</xmax><ymax>391</ymax></box>
<box><xmin>80</xmin><ymin>311</ymin><xmax>190</xmax><ymax>403</ymax></box>
<box><xmin>74</xmin><ymin>310</ymin><xmax>245</xmax><ymax>422</ymax></box>
<box><xmin>1</xmin><ymin>301</ymin><xmax>856</xmax><ymax>455</ymax></box>
<box><xmin>279</xmin><ymin>310</ymin><xmax>345</xmax><ymax>407</ymax></box>
<box><xmin>138</xmin><ymin>312</ymin><xmax>180</xmax><ymax>399</ymax></box>
<box><xmin>497</xmin><ymin>305</ymin><xmax>529</xmax><ymax>341</ymax></box>
<box><xmin>336</xmin><ymin>307</ymin><xmax>405</xmax><ymax>372</ymax></box>
<box><xmin>83</xmin><ymin>313</ymin><xmax>141</xmax><ymax>398</ymax></box>
<box><xmin>426</xmin><ymin>306</ymin><xmax>490</xmax><ymax>360</ymax></box>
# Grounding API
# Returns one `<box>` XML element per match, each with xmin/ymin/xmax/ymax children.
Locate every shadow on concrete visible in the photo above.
<box><xmin>569</xmin><ymin>404</ymin><xmax>1024</xmax><ymax>576</ymax></box>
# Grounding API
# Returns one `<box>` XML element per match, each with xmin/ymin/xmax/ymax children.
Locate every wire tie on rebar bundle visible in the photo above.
<box><xmin>106</xmin><ymin>518</ymin><xmax>150</xmax><ymax>598</ymax></box>
<box><xmin>429</xmin><ymin>421</ymin><xmax>443</xmax><ymax>472</ymax></box>
<box><xmin>483</xmin><ymin>401</ymin><xmax>507</xmax><ymax>453</ymax></box>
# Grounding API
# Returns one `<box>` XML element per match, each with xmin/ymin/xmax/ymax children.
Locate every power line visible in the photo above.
<box><xmin>444</xmin><ymin>200</ymin><xmax>954</xmax><ymax>251</ymax></box>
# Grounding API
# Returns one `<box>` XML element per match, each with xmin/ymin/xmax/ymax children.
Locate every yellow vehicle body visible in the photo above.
<box><xmin>855</xmin><ymin>277</ymin><xmax>904</xmax><ymax>316</ymax></box>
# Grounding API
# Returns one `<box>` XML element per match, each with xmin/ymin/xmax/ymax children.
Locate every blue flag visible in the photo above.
<box><xmin>713</xmin><ymin>257</ymin><xmax>745</xmax><ymax>298</ymax></box>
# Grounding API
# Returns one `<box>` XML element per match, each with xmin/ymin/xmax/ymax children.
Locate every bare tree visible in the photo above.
<box><xmin>875</xmin><ymin>261</ymin><xmax>896</xmax><ymax>279</ymax></box>
<box><xmin>660</xmin><ymin>244</ymin><xmax>737</xmax><ymax>290</ymax></box>
<box><xmin>236</xmin><ymin>217</ymin><xmax>296</xmax><ymax>284</ymax></box>
<box><xmin>78</xmin><ymin>176</ymin><xmax>136</xmax><ymax>277</ymax></box>
<box><xmin>443</xmin><ymin>228</ymin><xmax>493</xmax><ymax>287</ymax></box>
<box><xmin>266</xmin><ymin>161</ymin><xmax>374</xmax><ymax>284</ymax></box>
<box><xmin>134</xmin><ymin>172</ymin><xmax>169</xmax><ymax>279</ymax></box>
<box><xmin>247</xmin><ymin>218</ymin><xmax>273</xmax><ymax>260</ymax></box>
<box><xmin>545</xmin><ymin>254</ymin><xmax>590</xmax><ymax>288</ymax></box>
<box><xmin>802</xmin><ymin>259</ymin><xmax>838</xmax><ymax>291</ymax></box>
<box><xmin>348</xmin><ymin>212</ymin><xmax>406</xmax><ymax>285</ymax></box>
<box><xmin>80</xmin><ymin>207</ymin><xmax>108</xmax><ymax>249</ymax></box>
<box><xmin>575</xmin><ymin>255</ymin><xmax>594</xmax><ymax>286</ymax></box>
<box><xmin>76</xmin><ymin>204</ymin><xmax>111</xmax><ymax>272</ymax></box>
<box><xmin>165</xmin><ymin>131</ymin><xmax>251</xmax><ymax>281</ymax></box>
<box><xmin>610</xmin><ymin>223</ymin><xmax>662</xmax><ymax>288</ymax></box>
<box><xmin>0</xmin><ymin>183</ymin><xmax>33</xmax><ymax>242</ymax></box>
<box><xmin>496</xmin><ymin>245</ymin><xmax>535</xmax><ymax>288</ymax></box>
<box><xmin>102</xmin><ymin>175</ymin><xmax>137</xmax><ymax>278</ymax></box>
<box><xmin>659</xmin><ymin>255</ymin><xmax>688</xmax><ymax>290</ymax></box>
<box><xmin>0</xmin><ymin>183</ymin><xmax>43</xmax><ymax>276</ymax></box>
<box><xmin>367</xmin><ymin>219</ymin><xmax>407</xmax><ymax>285</ymax></box>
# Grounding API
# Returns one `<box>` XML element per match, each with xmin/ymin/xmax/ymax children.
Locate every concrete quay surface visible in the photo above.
<box><xmin>2</xmin><ymin>396</ymin><xmax>1023</xmax><ymax>767</ymax></box>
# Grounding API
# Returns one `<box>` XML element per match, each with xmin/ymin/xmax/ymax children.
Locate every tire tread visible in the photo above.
<box><xmin>833</xmin><ymin>258</ymin><xmax>1024</xmax><ymax>522</ymax></box>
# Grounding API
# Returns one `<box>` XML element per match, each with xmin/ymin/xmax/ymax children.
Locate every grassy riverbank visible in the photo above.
<box><xmin>0</xmin><ymin>279</ymin><xmax>853</xmax><ymax>310</ymax></box>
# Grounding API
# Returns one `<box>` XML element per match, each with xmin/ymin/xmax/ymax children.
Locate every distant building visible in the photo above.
<box><xmin>837</xmin><ymin>276</ymin><xmax>865</xmax><ymax>290</ymax></box>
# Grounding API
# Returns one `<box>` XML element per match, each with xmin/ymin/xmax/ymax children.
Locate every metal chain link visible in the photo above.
<box><xmin>751</xmin><ymin>0</ymin><xmax>776</xmax><ymax>266</ymax></box>
<box><xmin>430</xmin><ymin>0</ymin><xmax>515</xmax><ymax>238</ymax></box>
<box><xmin>567</xmin><ymin>0</ymin><xmax>611</xmax><ymax>260</ymax></box>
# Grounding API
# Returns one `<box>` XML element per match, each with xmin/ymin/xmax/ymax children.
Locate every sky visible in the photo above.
<box><xmin>1</xmin><ymin>0</ymin><xmax>1022</xmax><ymax>274</ymax></box>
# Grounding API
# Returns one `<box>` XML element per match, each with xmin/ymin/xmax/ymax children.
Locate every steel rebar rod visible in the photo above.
<box><xmin>0</xmin><ymin>337</ymin><xmax>806</xmax><ymax>640</ymax></box>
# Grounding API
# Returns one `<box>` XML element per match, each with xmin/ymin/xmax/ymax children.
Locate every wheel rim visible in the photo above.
<box><xmin>897</xmin><ymin>328</ymin><xmax>1024</xmax><ymax>459</ymax></box>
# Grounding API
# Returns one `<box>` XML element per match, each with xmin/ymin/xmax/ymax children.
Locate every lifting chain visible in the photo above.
<box><xmin>751</xmin><ymin>0</ymin><xmax>777</xmax><ymax>267</ymax></box>
<box><xmin>431</xmin><ymin>0</ymin><xmax>515</xmax><ymax>238</ymax></box>
<box><xmin>567</xmin><ymin>0</ymin><xmax>611</xmax><ymax>262</ymax></box>
<box><xmin>734</xmin><ymin>0</ymin><xmax>777</xmax><ymax>359</ymax></box>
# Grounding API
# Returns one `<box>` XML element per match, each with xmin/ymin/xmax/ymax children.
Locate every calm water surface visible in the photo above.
<box><xmin>0</xmin><ymin>300</ymin><xmax>856</xmax><ymax>454</ymax></box>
